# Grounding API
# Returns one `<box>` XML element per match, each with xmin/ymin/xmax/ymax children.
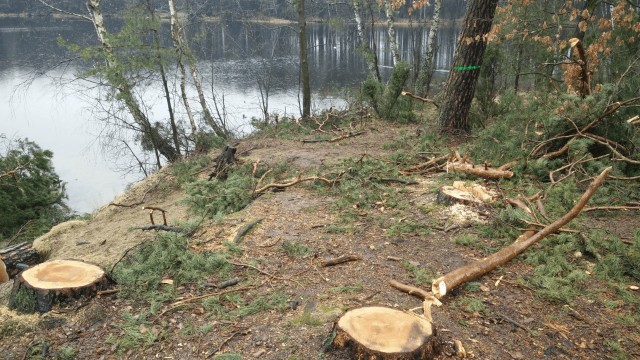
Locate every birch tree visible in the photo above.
<box><xmin>295</xmin><ymin>0</ymin><xmax>311</xmax><ymax>118</ymax></box>
<box><xmin>353</xmin><ymin>0</ymin><xmax>381</xmax><ymax>81</ymax></box>
<box><xmin>414</xmin><ymin>0</ymin><xmax>442</xmax><ymax>97</ymax></box>
<box><xmin>86</xmin><ymin>0</ymin><xmax>179</xmax><ymax>162</ymax></box>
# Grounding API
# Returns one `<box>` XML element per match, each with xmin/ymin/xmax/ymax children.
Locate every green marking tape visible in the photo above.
<box><xmin>454</xmin><ymin>65</ymin><xmax>481</xmax><ymax>71</ymax></box>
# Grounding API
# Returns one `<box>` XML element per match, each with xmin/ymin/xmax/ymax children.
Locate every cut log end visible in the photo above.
<box><xmin>332</xmin><ymin>306</ymin><xmax>439</xmax><ymax>359</ymax></box>
<box><xmin>436</xmin><ymin>186</ymin><xmax>482</xmax><ymax>206</ymax></box>
<box><xmin>9</xmin><ymin>259</ymin><xmax>111</xmax><ymax>313</ymax></box>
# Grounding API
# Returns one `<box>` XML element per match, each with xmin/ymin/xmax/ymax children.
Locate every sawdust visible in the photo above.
<box><xmin>32</xmin><ymin>166</ymin><xmax>191</xmax><ymax>268</ymax></box>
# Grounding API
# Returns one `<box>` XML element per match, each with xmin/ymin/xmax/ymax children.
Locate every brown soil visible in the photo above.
<box><xmin>1</xmin><ymin>121</ymin><xmax>638</xmax><ymax>359</ymax></box>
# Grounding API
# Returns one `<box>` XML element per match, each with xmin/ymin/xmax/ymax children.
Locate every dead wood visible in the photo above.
<box><xmin>143</xmin><ymin>206</ymin><xmax>168</xmax><ymax>226</ymax></box>
<box><xmin>232</xmin><ymin>218</ymin><xmax>264</xmax><ymax>244</ymax></box>
<box><xmin>136</xmin><ymin>225</ymin><xmax>184</xmax><ymax>233</ymax></box>
<box><xmin>216</xmin><ymin>277</ymin><xmax>240</xmax><ymax>289</ymax></box>
<box><xmin>389</xmin><ymin>279</ymin><xmax>442</xmax><ymax>323</ymax></box>
<box><xmin>332</xmin><ymin>306</ymin><xmax>439</xmax><ymax>359</ymax></box>
<box><xmin>0</xmin><ymin>242</ymin><xmax>42</xmax><ymax>278</ymax></box>
<box><xmin>431</xmin><ymin>167</ymin><xmax>611</xmax><ymax>298</ymax></box>
<box><xmin>401</xmin><ymin>91</ymin><xmax>439</xmax><ymax>107</ymax></box>
<box><xmin>370</xmin><ymin>177</ymin><xmax>419</xmax><ymax>186</ymax></box>
<box><xmin>584</xmin><ymin>205</ymin><xmax>640</xmax><ymax>212</ymax></box>
<box><xmin>254</xmin><ymin>173</ymin><xmax>341</xmax><ymax>194</ymax></box>
<box><xmin>301</xmin><ymin>131</ymin><xmax>365</xmax><ymax>143</ymax></box>
<box><xmin>569</xmin><ymin>38</ymin><xmax>591</xmax><ymax>97</ymax></box>
<box><xmin>401</xmin><ymin>154</ymin><xmax>448</xmax><ymax>174</ymax></box>
<box><xmin>9</xmin><ymin>259</ymin><xmax>112</xmax><ymax>313</ymax></box>
<box><xmin>208</xmin><ymin>144</ymin><xmax>237</xmax><ymax>180</ymax></box>
<box><xmin>320</xmin><ymin>255</ymin><xmax>361</xmax><ymax>267</ymax></box>
<box><xmin>447</xmin><ymin>161</ymin><xmax>514</xmax><ymax>179</ymax></box>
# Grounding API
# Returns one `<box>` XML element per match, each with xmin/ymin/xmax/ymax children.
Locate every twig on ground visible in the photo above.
<box><xmin>232</xmin><ymin>218</ymin><xmax>264</xmax><ymax>244</ymax></box>
<box><xmin>320</xmin><ymin>255</ymin><xmax>361</xmax><ymax>267</ymax></box>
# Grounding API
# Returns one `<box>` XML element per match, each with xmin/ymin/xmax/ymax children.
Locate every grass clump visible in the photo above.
<box><xmin>455</xmin><ymin>297</ymin><xmax>490</xmax><ymax>316</ymax></box>
<box><xmin>281</xmin><ymin>240</ymin><xmax>312</xmax><ymax>257</ymax></box>
<box><xmin>202</xmin><ymin>291</ymin><xmax>288</xmax><ymax>320</ymax></box>
<box><xmin>403</xmin><ymin>261</ymin><xmax>437</xmax><ymax>286</ymax></box>
<box><xmin>289</xmin><ymin>311</ymin><xmax>323</xmax><ymax>327</ymax></box>
<box><xmin>330</xmin><ymin>283</ymin><xmax>363</xmax><ymax>294</ymax></box>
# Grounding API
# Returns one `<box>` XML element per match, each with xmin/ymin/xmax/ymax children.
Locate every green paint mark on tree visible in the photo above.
<box><xmin>454</xmin><ymin>65</ymin><xmax>481</xmax><ymax>71</ymax></box>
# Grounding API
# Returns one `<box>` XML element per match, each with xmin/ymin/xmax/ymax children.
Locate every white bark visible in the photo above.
<box><xmin>168</xmin><ymin>0</ymin><xmax>197</xmax><ymax>135</ymax></box>
<box><xmin>384</xmin><ymin>0</ymin><xmax>400</xmax><ymax>66</ymax></box>
<box><xmin>353</xmin><ymin>0</ymin><xmax>379</xmax><ymax>80</ymax></box>
<box><xmin>415</xmin><ymin>0</ymin><xmax>442</xmax><ymax>96</ymax></box>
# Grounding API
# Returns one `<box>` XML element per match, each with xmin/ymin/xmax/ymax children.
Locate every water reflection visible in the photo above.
<box><xmin>0</xmin><ymin>18</ymin><xmax>460</xmax><ymax>212</ymax></box>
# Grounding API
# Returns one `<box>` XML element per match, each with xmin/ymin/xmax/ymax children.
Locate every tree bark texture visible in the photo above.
<box><xmin>297</xmin><ymin>0</ymin><xmax>311</xmax><ymax>118</ymax></box>
<box><xmin>415</xmin><ymin>0</ymin><xmax>442</xmax><ymax>97</ymax></box>
<box><xmin>437</xmin><ymin>0</ymin><xmax>499</xmax><ymax>132</ymax></box>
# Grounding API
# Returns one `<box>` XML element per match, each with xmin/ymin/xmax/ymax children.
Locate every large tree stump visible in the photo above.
<box><xmin>332</xmin><ymin>306</ymin><xmax>439</xmax><ymax>359</ymax></box>
<box><xmin>0</xmin><ymin>242</ymin><xmax>42</xmax><ymax>278</ymax></box>
<box><xmin>436</xmin><ymin>186</ymin><xmax>482</xmax><ymax>205</ymax></box>
<box><xmin>9</xmin><ymin>259</ymin><xmax>111</xmax><ymax>313</ymax></box>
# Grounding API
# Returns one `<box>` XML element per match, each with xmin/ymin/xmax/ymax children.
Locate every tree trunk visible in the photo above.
<box><xmin>168</xmin><ymin>0</ymin><xmax>197</xmax><ymax>136</ymax></box>
<box><xmin>415</xmin><ymin>0</ymin><xmax>442</xmax><ymax>97</ymax></box>
<box><xmin>296</xmin><ymin>0</ymin><xmax>311</xmax><ymax>118</ymax></box>
<box><xmin>353</xmin><ymin>0</ymin><xmax>380</xmax><ymax>81</ymax></box>
<box><xmin>332</xmin><ymin>306</ymin><xmax>439</xmax><ymax>359</ymax></box>
<box><xmin>8</xmin><ymin>259</ymin><xmax>111</xmax><ymax>313</ymax></box>
<box><xmin>86</xmin><ymin>0</ymin><xmax>179</xmax><ymax>162</ymax></box>
<box><xmin>0</xmin><ymin>242</ymin><xmax>42</xmax><ymax>279</ymax></box>
<box><xmin>168</xmin><ymin>0</ymin><xmax>227</xmax><ymax>139</ymax></box>
<box><xmin>148</xmin><ymin>3</ymin><xmax>181</xmax><ymax>156</ymax></box>
<box><xmin>383</xmin><ymin>0</ymin><xmax>400</xmax><ymax>67</ymax></box>
<box><xmin>437</xmin><ymin>0</ymin><xmax>499</xmax><ymax>133</ymax></box>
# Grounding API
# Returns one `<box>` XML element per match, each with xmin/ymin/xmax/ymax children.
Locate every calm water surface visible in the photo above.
<box><xmin>0</xmin><ymin>17</ymin><xmax>458</xmax><ymax>212</ymax></box>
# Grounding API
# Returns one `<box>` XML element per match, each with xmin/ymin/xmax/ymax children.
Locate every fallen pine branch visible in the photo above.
<box><xmin>215</xmin><ymin>277</ymin><xmax>240</xmax><ymax>289</ymax></box>
<box><xmin>321</xmin><ymin>255</ymin><xmax>361</xmax><ymax>267</ymax></box>
<box><xmin>431</xmin><ymin>167</ymin><xmax>612</xmax><ymax>298</ymax></box>
<box><xmin>584</xmin><ymin>205</ymin><xmax>640</xmax><ymax>212</ymax></box>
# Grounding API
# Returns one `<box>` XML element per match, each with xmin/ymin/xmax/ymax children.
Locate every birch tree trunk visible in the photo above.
<box><xmin>168</xmin><ymin>0</ymin><xmax>227</xmax><ymax>138</ymax></box>
<box><xmin>86</xmin><ymin>0</ymin><xmax>178</xmax><ymax>163</ymax></box>
<box><xmin>415</xmin><ymin>0</ymin><xmax>442</xmax><ymax>97</ymax></box>
<box><xmin>168</xmin><ymin>0</ymin><xmax>196</xmax><ymax>135</ymax></box>
<box><xmin>383</xmin><ymin>0</ymin><xmax>400</xmax><ymax>67</ymax></box>
<box><xmin>437</xmin><ymin>0</ymin><xmax>499</xmax><ymax>132</ymax></box>
<box><xmin>353</xmin><ymin>0</ymin><xmax>380</xmax><ymax>81</ymax></box>
<box><xmin>296</xmin><ymin>0</ymin><xmax>311</xmax><ymax>118</ymax></box>
<box><xmin>147</xmin><ymin>3</ymin><xmax>181</xmax><ymax>156</ymax></box>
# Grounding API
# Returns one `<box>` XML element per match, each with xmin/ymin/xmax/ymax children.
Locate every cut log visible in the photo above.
<box><xmin>332</xmin><ymin>306</ymin><xmax>439</xmax><ymax>359</ymax></box>
<box><xmin>436</xmin><ymin>186</ymin><xmax>482</xmax><ymax>206</ymax></box>
<box><xmin>447</xmin><ymin>161</ymin><xmax>514</xmax><ymax>179</ymax></box>
<box><xmin>0</xmin><ymin>242</ymin><xmax>42</xmax><ymax>278</ymax></box>
<box><xmin>8</xmin><ymin>259</ymin><xmax>112</xmax><ymax>313</ymax></box>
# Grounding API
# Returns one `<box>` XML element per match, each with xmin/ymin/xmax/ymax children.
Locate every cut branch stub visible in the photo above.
<box><xmin>9</xmin><ymin>259</ymin><xmax>112</xmax><ymax>313</ymax></box>
<box><xmin>332</xmin><ymin>306</ymin><xmax>439</xmax><ymax>359</ymax></box>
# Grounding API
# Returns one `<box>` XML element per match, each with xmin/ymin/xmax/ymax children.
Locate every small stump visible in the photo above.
<box><xmin>332</xmin><ymin>306</ymin><xmax>439</xmax><ymax>359</ymax></box>
<box><xmin>9</xmin><ymin>259</ymin><xmax>111</xmax><ymax>313</ymax></box>
<box><xmin>436</xmin><ymin>186</ymin><xmax>482</xmax><ymax>206</ymax></box>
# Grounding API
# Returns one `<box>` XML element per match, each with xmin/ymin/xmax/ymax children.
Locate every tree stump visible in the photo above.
<box><xmin>8</xmin><ymin>259</ymin><xmax>111</xmax><ymax>313</ymax></box>
<box><xmin>0</xmin><ymin>242</ymin><xmax>42</xmax><ymax>278</ymax></box>
<box><xmin>208</xmin><ymin>144</ymin><xmax>237</xmax><ymax>180</ymax></box>
<box><xmin>332</xmin><ymin>306</ymin><xmax>439</xmax><ymax>359</ymax></box>
<box><xmin>436</xmin><ymin>186</ymin><xmax>482</xmax><ymax>206</ymax></box>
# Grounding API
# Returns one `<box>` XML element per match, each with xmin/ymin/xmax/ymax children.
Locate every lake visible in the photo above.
<box><xmin>0</xmin><ymin>16</ymin><xmax>459</xmax><ymax>213</ymax></box>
